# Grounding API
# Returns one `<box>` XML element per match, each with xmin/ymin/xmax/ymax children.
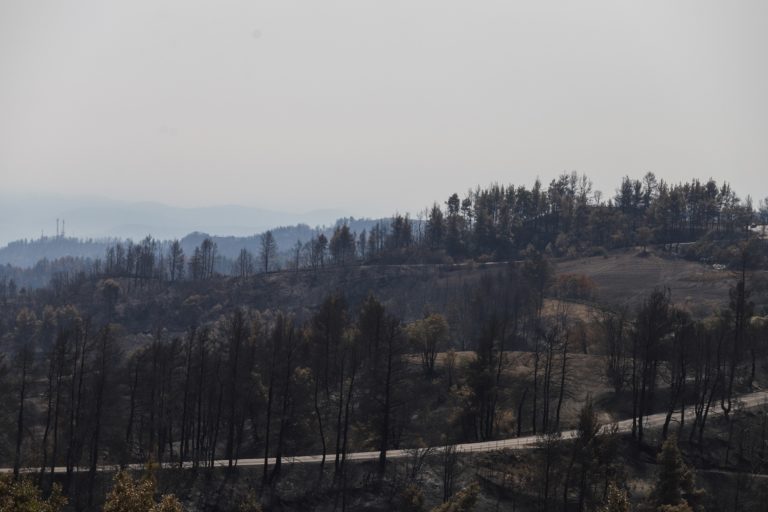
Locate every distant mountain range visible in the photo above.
<box><xmin>0</xmin><ymin>196</ymin><xmax>384</xmax><ymax>268</ymax></box>
<box><xmin>0</xmin><ymin>195</ymin><xmax>386</xmax><ymax>268</ymax></box>
<box><xmin>0</xmin><ymin>195</ymin><xmax>350</xmax><ymax>246</ymax></box>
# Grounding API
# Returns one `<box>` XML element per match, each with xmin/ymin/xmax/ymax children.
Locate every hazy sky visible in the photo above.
<box><xmin>2</xmin><ymin>1</ymin><xmax>766</xmax><ymax>217</ymax></box>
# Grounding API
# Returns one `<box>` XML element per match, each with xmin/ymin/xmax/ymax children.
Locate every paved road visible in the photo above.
<box><xmin>5</xmin><ymin>390</ymin><xmax>767</xmax><ymax>475</ymax></box>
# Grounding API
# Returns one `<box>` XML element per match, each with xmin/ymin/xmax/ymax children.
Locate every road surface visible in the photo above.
<box><xmin>4</xmin><ymin>390</ymin><xmax>767</xmax><ymax>475</ymax></box>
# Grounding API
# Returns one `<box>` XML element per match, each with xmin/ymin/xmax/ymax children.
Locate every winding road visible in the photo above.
<box><xmin>4</xmin><ymin>390</ymin><xmax>767</xmax><ymax>475</ymax></box>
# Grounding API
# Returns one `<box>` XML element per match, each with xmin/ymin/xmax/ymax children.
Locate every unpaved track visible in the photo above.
<box><xmin>4</xmin><ymin>391</ymin><xmax>767</xmax><ymax>475</ymax></box>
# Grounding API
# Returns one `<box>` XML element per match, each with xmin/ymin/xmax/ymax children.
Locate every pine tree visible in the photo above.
<box><xmin>430</xmin><ymin>482</ymin><xmax>480</xmax><ymax>512</ymax></box>
<box><xmin>259</xmin><ymin>231</ymin><xmax>277</xmax><ymax>273</ymax></box>
<box><xmin>601</xmin><ymin>482</ymin><xmax>630</xmax><ymax>512</ymax></box>
<box><xmin>651</xmin><ymin>435</ymin><xmax>702</xmax><ymax>510</ymax></box>
<box><xmin>399</xmin><ymin>484</ymin><xmax>425</xmax><ymax>512</ymax></box>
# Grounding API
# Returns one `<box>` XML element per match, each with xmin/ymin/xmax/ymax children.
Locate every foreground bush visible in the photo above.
<box><xmin>0</xmin><ymin>476</ymin><xmax>66</xmax><ymax>512</ymax></box>
<box><xmin>103</xmin><ymin>472</ymin><xmax>183</xmax><ymax>512</ymax></box>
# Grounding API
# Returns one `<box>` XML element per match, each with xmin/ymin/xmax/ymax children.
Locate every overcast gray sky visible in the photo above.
<box><xmin>1</xmin><ymin>0</ymin><xmax>766</xmax><ymax>217</ymax></box>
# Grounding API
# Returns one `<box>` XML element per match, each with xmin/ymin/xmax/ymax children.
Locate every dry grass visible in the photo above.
<box><xmin>422</xmin><ymin>348</ymin><xmax>612</xmax><ymax>429</ymax></box>
<box><xmin>541</xmin><ymin>299</ymin><xmax>596</xmax><ymax>322</ymax></box>
<box><xmin>555</xmin><ymin>250</ymin><xmax>740</xmax><ymax>316</ymax></box>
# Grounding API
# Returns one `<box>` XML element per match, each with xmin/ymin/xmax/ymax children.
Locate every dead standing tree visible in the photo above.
<box><xmin>260</xmin><ymin>230</ymin><xmax>277</xmax><ymax>274</ymax></box>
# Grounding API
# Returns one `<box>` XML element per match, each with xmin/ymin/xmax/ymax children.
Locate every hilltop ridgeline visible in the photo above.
<box><xmin>2</xmin><ymin>173</ymin><xmax>766</xmax><ymax>290</ymax></box>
